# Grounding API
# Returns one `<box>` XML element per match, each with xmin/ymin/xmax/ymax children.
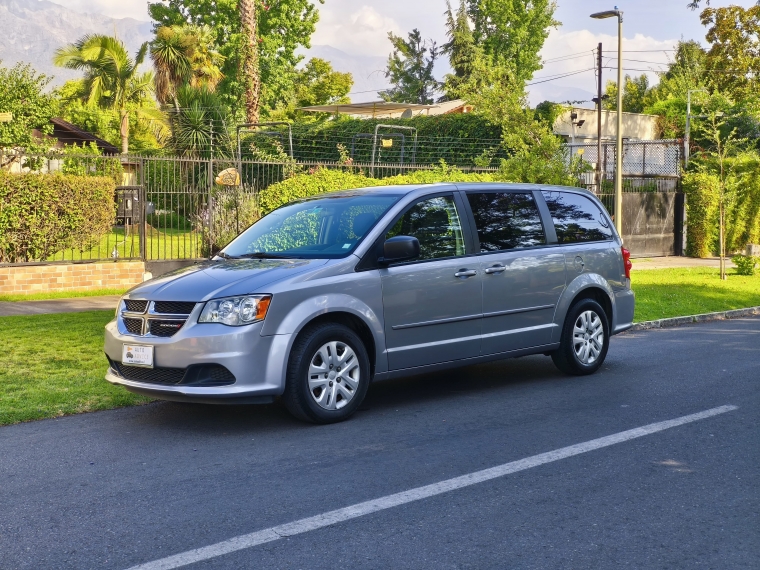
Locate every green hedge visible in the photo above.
<box><xmin>258</xmin><ymin>164</ymin><xmax>506</xmax><ymax>215</ymax></box>
<box><xmin>0</xmin><ymin>171</ymin><xmax>116</xmax><ymax>263</ymax></box>
<box><xmin>684</xmin><ymin>154</ymin><xmax>760</xmax><ymax>257</ymax></box>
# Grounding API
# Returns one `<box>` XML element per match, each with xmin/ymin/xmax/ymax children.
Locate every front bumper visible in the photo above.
<box><xmin>104</xmin><ymin>315</ymin><xmax>292</xmax><ymax>402</ymax></box>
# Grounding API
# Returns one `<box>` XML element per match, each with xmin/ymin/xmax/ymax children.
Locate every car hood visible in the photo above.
<box><xmin>126</xmin><ymin>259</ymin><xmax>328</xmax><ymax>302</ymax></box>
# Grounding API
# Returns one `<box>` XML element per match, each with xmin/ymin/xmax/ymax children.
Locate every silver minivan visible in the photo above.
<box><xmin>105</xmin><ymin>183</ymin><xmax>635</xmax><ymax>423</ymax></box>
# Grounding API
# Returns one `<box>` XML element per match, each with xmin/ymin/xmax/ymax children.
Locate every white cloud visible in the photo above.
<box><xmin>528</xmin><ymin>28</ymin><xmax>678</xmax><ymax>105</ymax></box>
<box><xmin>312</xmin><ymin>5</ymin><xmax>402</xmax><ymax>58</ymax></box>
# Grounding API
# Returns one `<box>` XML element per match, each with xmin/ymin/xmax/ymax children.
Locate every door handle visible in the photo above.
<box><xmin>484</xmin><ymin>264</ymin><xmax>506</xmax><ymax>274</ymax></box>
<box><xmin>454</xmin><ymin>269</ymin><xmax>477</xmax><ymax>278</ymax></box>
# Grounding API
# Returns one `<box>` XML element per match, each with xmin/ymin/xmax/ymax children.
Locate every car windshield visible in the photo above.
<box><xmin>220</xmin><ymin>194</ymin><xmax>400</xmax><ymax>259</ymax></box>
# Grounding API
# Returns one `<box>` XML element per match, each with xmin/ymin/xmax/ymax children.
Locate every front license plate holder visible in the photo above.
<box><xmin>122</xmin><ymin>344</ymin><xmax>154</xmax><ymax>368</ymax></box>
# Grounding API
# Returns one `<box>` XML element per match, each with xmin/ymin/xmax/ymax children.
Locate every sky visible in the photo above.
<box><xmin>53</xmin><ymin>0</ymin><xmax>759</xmax><ymax>104</ymax></box>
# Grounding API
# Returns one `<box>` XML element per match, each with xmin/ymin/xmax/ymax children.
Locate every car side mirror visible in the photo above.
<box><xmin>380</xmin><ymin>236</ymin><xmax>420</xmax><ymax>265</ymax></box>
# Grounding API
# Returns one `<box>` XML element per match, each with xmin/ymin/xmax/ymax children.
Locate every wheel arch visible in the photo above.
<box><xmin>554</xmin><ymin>274</ymin><xmax>615</xmax><ymax>338</ymax></box>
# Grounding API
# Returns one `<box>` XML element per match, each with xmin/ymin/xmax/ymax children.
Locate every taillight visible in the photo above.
<box><xmin>621</xmin><ymin>246</ymin><xmax>632</xmax><ymax>279</ymax></box>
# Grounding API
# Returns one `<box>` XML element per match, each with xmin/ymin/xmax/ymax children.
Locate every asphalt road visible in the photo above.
<box><xmin>1</xmin><ymin>318</ymin><xmax>758</xmax><ymax>570</ymax></box>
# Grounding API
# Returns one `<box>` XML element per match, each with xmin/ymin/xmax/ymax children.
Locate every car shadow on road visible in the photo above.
<box><xmin>129</xmin><ymin>354</ymin><xmax>568</xmax><ymax>434</ymax></box>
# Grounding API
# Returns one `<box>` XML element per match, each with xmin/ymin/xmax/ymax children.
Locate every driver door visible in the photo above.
<box><xmin>380</xmin><ymin>194</ymin><xmax>483</xmax><ymax>370</ymax></box>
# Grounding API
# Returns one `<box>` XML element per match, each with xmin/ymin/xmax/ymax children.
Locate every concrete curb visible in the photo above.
<box><xmin>631</xmin><ymin>306</ymin><xmax>760</xmax><ymax>331</ymax></box>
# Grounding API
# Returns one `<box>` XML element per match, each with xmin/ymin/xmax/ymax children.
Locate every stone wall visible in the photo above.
<box><xmin>0</xmin><ymin>262</ymin><xmax>146</xmax><ymax>295</ymax></box>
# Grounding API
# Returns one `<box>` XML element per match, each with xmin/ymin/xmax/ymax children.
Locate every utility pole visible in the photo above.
<box><xmin>596</xmin><ymin>43</ymin><xmax>603</xmax><ymax>193</ymax></box>
<box><xmin>590</xmin><ymin>8</ymin><xmax>624</xmax><ymax>236</ymax></box>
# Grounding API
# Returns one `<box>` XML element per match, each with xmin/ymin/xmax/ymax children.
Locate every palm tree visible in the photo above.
<box><xmin>150</xmin><ymin>25</ymin><xmax>224</xmax><ymax>110</ymax></box>
<box><xmin>54</xmin><ymin>35</ymin><xmax>157</xmax><ymax>154</ymax></box>
<box><xmin>239</xmin><ymin>0</ymin><xmax>261</xmax><ymax>123</ymax></box>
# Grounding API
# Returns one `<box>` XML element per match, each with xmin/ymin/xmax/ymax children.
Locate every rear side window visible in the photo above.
<box><xmin>466</xmin><ymin>192</ymin><xmax>546</xmax><ymax>252</ymax></box>
<box><xmin>541</xmin><ymin>191</ymin><xmax>613</xmax><ymax>244</ymax></box>
<box><xmin>386</xmin><ymin>195</ymin><xmax>466</xmax><ymax>260</ymax></box>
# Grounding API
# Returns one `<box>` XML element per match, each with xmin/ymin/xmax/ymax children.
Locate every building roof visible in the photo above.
<box><xmin>298</xmin><ymin>101</ymin><xmax>438</xmax><ymax>118</ymax></box>
<box><xmin>49</xmin><ymin>118</ymin><xmax>120</xmax><ymax>154</ymax></box>
<box><xmin>298</xmin><ymin>99</ymin><xmax>474</xmax><ymax>119</ymax></box>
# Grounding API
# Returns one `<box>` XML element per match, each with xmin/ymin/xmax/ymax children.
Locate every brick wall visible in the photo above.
<box><xmin>0</xmin><ymin>262</ymin><xmax>146</xmax><ymax>295</ymax></box>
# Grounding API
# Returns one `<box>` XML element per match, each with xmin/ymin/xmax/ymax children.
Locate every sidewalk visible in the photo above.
<box><xmin>0</xmin><ymin>296</ymin><xmax>121</xmax><ymax>317</ymax></box>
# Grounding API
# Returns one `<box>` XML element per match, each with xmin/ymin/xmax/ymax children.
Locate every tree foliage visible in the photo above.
<box><xmin>466</xmin><ymin>0</ymin><xmax>559</xmax><ymax>84</ymax></box>
<box><xmin>148</xmin><ymin>0</ymin><xmax>322</xmax><ymax>119</ymax></box>
<box><xmin>701</xmin><ymin>5</ymin><xmax>760</xmax><ymax>100</ymax></box>
<box><xmin>0</xmin><ymin>62</ymin><xmax>56</xmax><ymax>161</ymax></box>
<box><xmin>442</xmin><ymin>0</ymin><xmax>479</xmax><ymax>100</ymax></box>
<box><xmin>150</xmin><ymin>24</ymin><xmax>224</xmax><ymax>107</ymax></box>
<box><xmin>54</xmin><ymin>35</ymin><xmax>160</xmax><ymax>154</ymax></box>
<box><xmin>381</xmin><ymin>29</ymin><xmax>440</xmax><ymax>105</ymax></box>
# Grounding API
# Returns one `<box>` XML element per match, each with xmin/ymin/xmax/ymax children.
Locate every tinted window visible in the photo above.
<box><xmin>386</xmin><ymin>196</ymin><xmax>466</xmax><ymax>260</ymax></box>
<box><xmin>466</xmin><ymin>192</ymin><xmax>546</xmax><ymax>252</ymax></box>
<box><xmin>541</xmin><ymin>191</ymin><xmax>613</xmax><ymax>243</ymax></box>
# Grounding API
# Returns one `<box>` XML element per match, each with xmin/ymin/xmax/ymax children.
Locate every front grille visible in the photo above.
<box><xmin>123</xmin><ymin>318</ymin><xmax>144</xmax><ymax>335</ymax></box>
<box><xmin>111</xmin><ymin>362</ymin><xmax>186</xmax><ymax>385</ymax></box>
<box><xmin>154</xmin><ymin>301</ymin><xmax>196</xmax><ymax>315</ymax></box>
<box><xmin>124</xmin><ymin>300</ymin><xmax>148</xmax><ymax>313</ymax></box>
<box><xmin>109</xmin><ymin>359</ymin><xmax>236</xmax><ymax>387</ymax></box>
<box><xmin>149</xmin><ymin>320</ymin><xmax>186</xmax><ymax>337</ymax></box>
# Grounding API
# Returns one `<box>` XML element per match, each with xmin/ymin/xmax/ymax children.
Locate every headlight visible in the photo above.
<box><xmin>199</xmin><ymin>295</ymin><xmax>272</xmax><ymax>326</ymax></box>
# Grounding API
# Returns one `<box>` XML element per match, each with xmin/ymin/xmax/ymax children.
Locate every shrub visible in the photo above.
<box><xmin>0</xmin><ymin>171</ymin><xmax>116</xmax><ymax>263</ymax></box>
<box><xmin>733</xmin><ymin>254</ymin><xmax>758</xmax><ymax>276</ymax></box>
<box><xmin>683</xmin><ymin>170</ymin><xmax>720</xmax><ymax>258</ymax></box>
<box><xmin>147</xmin><ymin>212</ymin><xmax>192</xmax><ymax>231</ymax></box>
<box><xmin>193</xmin><ymin>187</ymin><xmax>260</xmax><ymax>256</ymax></box>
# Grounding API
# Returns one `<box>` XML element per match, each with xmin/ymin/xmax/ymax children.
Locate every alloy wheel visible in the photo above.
<box><xmin>572</xmin><ymin>310</ymin><xmax>605</xmax><ymax>365</ymax></box>
<box><xmin>307</xmin><ymin>341</ymin><xmax>361</xmax><ymax>410</ymax></box>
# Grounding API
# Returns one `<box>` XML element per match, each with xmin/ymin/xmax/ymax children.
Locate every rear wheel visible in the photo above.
<box><xmin>551</xmin><ymin>298</ymin><xmax>610</xmax><ymax>375</ymax></box>
<box><xmin>283</xmin><ymin>322</ymin><xmax>370</xmax><ymax>424</ymax></box>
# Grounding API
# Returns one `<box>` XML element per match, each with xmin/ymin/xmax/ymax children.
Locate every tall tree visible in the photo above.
<box><xmin>603</xmin><ymin>74</ymin><xmax>653</xmax><ymax>113</ymax></box>
<box><xmin>0</xmin><ymin>62</ymin><xmax>56</xmax><ymax>165</ymax></box>
<box><xmin>151</xmin><ymin>24</ymin><xmax>224</xmax><ymax>109</ymax></box>
<box><xmin>294</xmin><ymin>58</ymin><xmax>353</xmax><ymax>108</ymax></box>
<box><xmin>239</xmin><ymin>0</ymin><xmax>261</xmax><ymax>123</ymax></box>
<box><xmin>467</xmin><ymin>0</ymin><xmax>559</xmax><ymax>84</ymax></box>
<box><xmin>148</xmin><ymin>0</ymin><xmax>322</xmax><ymax>119</ymax></box>
<box><xmin>442</xmin><ymin>0</ymin><xmax>479</xmax><ymax>100</ymax></box>
<box><xmin>381</xmin><ymin>29</ymin><xmax>440</xmax><ymax>105</ymax></box>
<box><xmin>54</xmin><ymin>35</ymin><xmax>157</xmax><ymax>154</ymax></box>
<box><xmin>701</xmin><ymin>5</ymin><xmax>760</xmax><ymax>99</ymax></box>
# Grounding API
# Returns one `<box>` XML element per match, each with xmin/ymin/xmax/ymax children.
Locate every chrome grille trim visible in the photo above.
<box><xmin>119</xmin><ymin>301</ymin><xmax>197</xmax><ymax>338</ymax></box>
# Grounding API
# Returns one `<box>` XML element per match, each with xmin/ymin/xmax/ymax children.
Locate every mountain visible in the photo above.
<box><xmin>0</xmin><ymin>0</ymin><xmax>152</xmax><ymax>85</ymax></box>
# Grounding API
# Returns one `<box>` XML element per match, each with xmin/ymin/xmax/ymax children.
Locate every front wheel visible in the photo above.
<box><xmin>551</xmin><ymin>298</ymin><xmax>610</xmax><ymax>375</ymax></box>
<box><xmin>283</xmin><ymin>322</ymin><xmax>370</xmax><ymax>424</ymax></box>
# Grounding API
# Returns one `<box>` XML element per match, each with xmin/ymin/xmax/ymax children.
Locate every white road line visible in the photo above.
<box><xmin>126</xmin><ymin>405</ymin><xmax>738</xmax><ymax>570</ymax></box>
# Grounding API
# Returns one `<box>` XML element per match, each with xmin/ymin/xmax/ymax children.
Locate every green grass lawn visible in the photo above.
<box><xmin>632</xmin><ymin>267</ymin><xmax>760</xmax><ymax>322</ymax></box>
<box><xmin>0</xmin><ymin>288</ymin><xmax>128</xmax><ymax>302</ymax></box>
<box><xmin>0</xmin><ymin>311</ymin><xmax>151</xmax><ymax>426</ymax></box>
<box><xmin>48</xmin><ymin>226</ymin><xmax>204</xmax><ymax>262</ymax></box>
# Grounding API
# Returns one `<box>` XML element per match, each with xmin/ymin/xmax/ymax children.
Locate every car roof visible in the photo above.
<box><xmin>300</xmin><ymin>182</ymin><xmax>597</xmax><ymax>201</ymax></box>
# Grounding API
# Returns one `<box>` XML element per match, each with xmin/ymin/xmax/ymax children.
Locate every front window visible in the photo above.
<box><xmin>386</xmin><ymin>195</ymin><xmax>466</xmax><ymax>260</ymax></box>
<box><xmin>221</xmin><ymin>194</ymin><xmax>400</xmax><ymax>259</ymax></box>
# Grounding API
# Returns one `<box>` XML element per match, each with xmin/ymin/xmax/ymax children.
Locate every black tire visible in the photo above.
<box><xmin>282</xmin><ymin>322</ymin><xmax>371</xmax><ymax>424</ymax></box>
<box><xmin>551</xmin><ymin>298</ymin><xmax>610</xmax><ymax>376</ymax></box>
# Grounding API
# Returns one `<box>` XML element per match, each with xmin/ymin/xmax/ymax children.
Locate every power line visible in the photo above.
<box><xmin>527</xmin><ymin>68</ymin><xmax>595</xmax><ymax>86</ymax></box>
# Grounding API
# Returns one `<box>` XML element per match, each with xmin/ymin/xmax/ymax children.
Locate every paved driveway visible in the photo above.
<box><xmin>1</xmin><ymin>319</ymin><xmax>758</xmax><ymax>569</ymax></box>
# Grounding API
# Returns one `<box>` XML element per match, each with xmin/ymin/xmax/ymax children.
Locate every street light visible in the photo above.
<box><xmin>685</xmin><ymin>88</ymin><xmax>707</xmax><ymax>168</ymax></box>
<box><xmin>591</xmin><ymin>7</ymin><xmax>623</xmax><ymax>236</ymax></box>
